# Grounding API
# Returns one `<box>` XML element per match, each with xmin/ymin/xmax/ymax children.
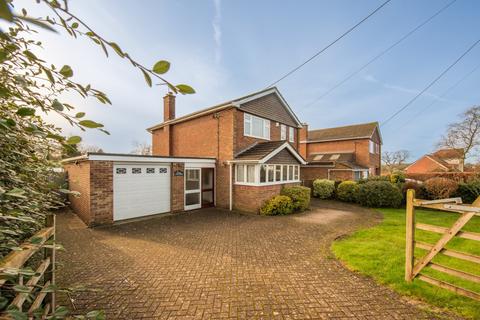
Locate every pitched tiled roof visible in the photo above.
<box><xmin>432</xmin><ymin>148</ymin><xmax>464</xmax><ymax>159</ymax></box>
<box><xmin>307</xmin><ymin>152</ymin><xmax>354</xmax><ymax>163</ymax></box>
<box><xmin>235</xmin><ymin>141</ymin><xmax>286</xmax><ymax>160</ymax></box>
<box><xmin>308</xmin><ymin>122</ymin><xmax>379</xmax><ymax>142</ymax></box>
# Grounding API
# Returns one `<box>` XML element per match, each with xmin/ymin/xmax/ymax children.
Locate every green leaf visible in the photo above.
<box><xmin>108</xmin><ymin>42</ymin><xmax>124</xmax><ymax>57</ymax></box>
<box><xmin>59</xmin><ymin>65</ymin><xmax>73</xmax><ymax>78</ymax></box>
<box><xmin>52</xmin><ymin>99</ymin><xmax>64</xmax><ymax>111</ymax></box>
<box><xmin>141</xmin><ymin>69</ymin><xmax>152</xmax><ymax>87</ymax></box>
<box><xmin>6</xmin><ymin>188</ymin><xmax>26</xmax><ymax>198</ymax></box>
<box><xmin>17</xmin><ymin>16</ymin><xmax>57</xmax><ymax>32</ymax></box>
<box><xmin>13</xmin><ymin>285</ymin><xmax>30</xmax><ymax>293</ymax></box>
<box><xmin>71</xmin><ymin>22</ymin><xmax>79</xmax><ymax>29</ymax></box>
<box><xmin>42</xmin><ymin>67</ymin><xmax>55</xmax><ymax>84</ymax></box>
<box><xmin>0</xmin><ymin>0</ymin><xmax>13</xmax><ymax>22</ymax></box>
<box><xmin>0</xmin><ymin>185</ymin><xmax>4</xmax><ymax>194</ymax></box>
<box><xmin>176</xmin><ymin>84</ymin><xmax>195</xmax><ymax>94</ymax></box>
<box><xmin>152</xmin><ymin>60</ymin><xmax>170</xmax><ymax>74</ymax></box>
<box><xmin>7</xmin><ymin>309</ymin><xmax>27</xmax><ymax>320</ymax></box>
<box><xmin>79</xmin><ymin>120</ymin><xmax>104</xmax><ymax>129</ymax></box>
<box><xmin>75</xmin><ymin>112</ymin><xmax>85</xmax><ymax>118</ymax></box>
<box><xmin>16</xmin><ymin>108</ymin><xmax>35</xmax><ymax>117</ymax></box>
<box><xmin>66</xmin><ymin>136</ymin><xmax>81</xmax><ymax>145</ymax></box>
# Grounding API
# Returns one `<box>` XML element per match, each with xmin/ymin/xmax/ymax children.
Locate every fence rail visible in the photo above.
<box><xmin>405</xmin><ymin>190</ymin><xmax>480</xmax><ymax>301</ymax></box>
<box><xmin>0</xmin><ymin>214</ymin><xmax>56</xmax><ymax>318</ymax></box>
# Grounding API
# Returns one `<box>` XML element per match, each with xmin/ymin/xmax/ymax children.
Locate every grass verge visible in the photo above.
<box><xmin>331</xmin><ymin>207</ymin><xmax>480</xmax><ymax>319</ymax></box>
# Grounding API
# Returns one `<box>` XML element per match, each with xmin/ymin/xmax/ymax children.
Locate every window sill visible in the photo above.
<box><xmin>244</xmin><ymin>133</ymin><xmax>270</xmax><ymax>141</ymax></box>
<box><xmin>235</xmin><ymin>180</ymin><xmax>300</xmax><ymax>187</ymax></box>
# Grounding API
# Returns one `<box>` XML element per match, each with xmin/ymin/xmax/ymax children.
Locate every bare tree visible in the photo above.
<box><xmin>438</xmin><ymin>106</ymin><xmax>480</xmax><ymax>161</ymax></box>
<box><xmin>78</xmin><ymin>144</ymin><xmax>104</xmax><ymax>154</ymax></box>
<box><xmin>131</xmin><ymin>141</ymin><xmax>152</xmax><ymax>155</ymax></box>
<box><xmin>382</xmin><ymin>150</ymin><xmax>410</xmax><ymax>173</ymax></box>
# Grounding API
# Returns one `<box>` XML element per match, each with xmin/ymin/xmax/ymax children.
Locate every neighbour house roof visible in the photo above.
<box><xmin>306</xmin><ymin>122</ymin><xmax>381</xmax><ymax>143</ymax></box>
<box><xmin>432</xmin><ymin>148</ymin><xmax>464</xmax><ymax>159</ymax></box>
<box><xmin>147</xmin><ymin>87</ymin><xmax>303</xmax><ymax>132</ymax></box>
<box><xmin>233</xmin><ymin>141</ymin><xmax>307</xmax><ymax>164</ymax></box>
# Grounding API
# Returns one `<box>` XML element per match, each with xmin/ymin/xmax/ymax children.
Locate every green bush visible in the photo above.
<box><xmin>357</xmin><ymin>181</ymin><xmax>403</xmax><ymax>208</ymax></box>
<box><xmin>336</xmin><ymin>181</ymin><xmax>359</xmax><ymax>202</ymax></box>
<box><xmin>401</xmin><ymin>180</ymin><xmax>427</xmax><ymax>200</ymax></box>
<box><xmin>456</xmin><ymin>179</ymin><xmax>480</xmax><ymax>204</ymax></box>
<box><xmin>260</xmin><ymin>195</ymin><xmax>293</xmax><ymax>215</ymax></box>
<box><xmin>312</xmin><ymin>179</ymin><xmax>335</xmax><ymax>199</ymax></box>
<box><xmin>358</xmin><ymin>175</ymin><xmax>389</xmax><ymax>184</ymax></box>
<box><xmin>390</xmin><ymin>171</ymin><xmax>406</xmax><ymax>184</ymax></box>
<box><xmin>281</xmin><ymin>186</ymin><xmax>311</xmax><ymax>211</ymax></box>
<box><xmin>424</xmin><ymin>177</ymin><xmax>458</xmax><ymax>200</ymax></box>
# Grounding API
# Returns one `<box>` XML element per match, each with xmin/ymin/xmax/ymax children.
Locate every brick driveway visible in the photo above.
<box><xmin>57</xmin><ymin>200</ymin><xmax>444</xmax><ymax>319</ymax></box>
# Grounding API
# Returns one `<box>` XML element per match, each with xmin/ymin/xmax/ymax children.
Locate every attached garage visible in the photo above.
<box><xmin>62</xmin><ymin>153</ymin><xmax>216</xmax><ymax>226</ymax></box>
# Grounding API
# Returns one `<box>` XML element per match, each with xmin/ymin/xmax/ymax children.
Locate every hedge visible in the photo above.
<box><xmin>260</xmin><ymin>195</ymin><xmax>293</xmax><ymax>215</ymax></box>
<box><xmin>356</xmin><ymin>181</ymin><xmax>403</xmax><ymax>208</ymax></box>
<box><xmin>312</xmin><ymin>179</ymin><xmax>335</xmax><ymax>199</ymax></box>
<box><xmin>336</xmin><ymin>181</ymin><xmax>359</xmax><ymax>202</ymax></box>
<box><xmin>281</xmin><ymin>186</ymin><xmax>311</xmax><ymax>211</ymax></box>
<box><xmin>424</xmin><ymin>177</ymin><xmax>458</xmax><ymax>199</ymax></box>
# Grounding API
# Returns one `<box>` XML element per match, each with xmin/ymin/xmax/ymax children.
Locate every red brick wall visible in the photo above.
<box><xmin>171</xmin><ymin>163</ymin><xmax>185</xmax><ymax>212</ymax></box>
<box><xmin>329</xmin><ymin>170</ymin><xmax>354</xmax><ymax>181</ymax></box>
<box><xmin>64</xmin><ymin>161</ymin><xmax>91</xmax><ymax>225</ymax></box>
<box><xmin>233</xmin><ymin>182</ymin><xmax>300</xmax><ymax>213</ymax></box>
<box><xmin>89</xmin><ymin>161</ymin><xmax>113</xmax><ymax>226</ymax></box>
<box><xmin>405</xmin><ymin>156</ymin><xmax>447</xmax><ymax>174</ymax></box>
<box><xmin>152</xmin><ymin>125</ymin><xmax>171</xmax><ymax>156</ymax></box>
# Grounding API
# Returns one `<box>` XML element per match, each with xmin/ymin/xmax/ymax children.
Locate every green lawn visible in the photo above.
<box><xmin>332</xmin><ymin>207</ymin><xmax>480</xmax><ymax>319</ymax></box>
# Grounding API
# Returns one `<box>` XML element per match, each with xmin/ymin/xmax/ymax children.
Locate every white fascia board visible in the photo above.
<box><xmin>260</xmin><ymin>142</ymin><xmax>307</xmax><ymax>165</ymax></box>
<box><xmin>60</xmin><ymin>155</ymin><xmax>88</xmax><ymax>164</ymax></box>
<box><xmin>185</xmin><ymin>162</ymin><xmax>216</xmax><ymax>168</ymax></box>
<box><xmin>88</xmin><ymin>154</ymin><xmax>216</xmax><ymax>164</ymax></box>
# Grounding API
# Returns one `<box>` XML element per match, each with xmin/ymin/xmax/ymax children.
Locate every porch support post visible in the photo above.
<box><xmin>229</xmin><ymin>163</ymin><xmax>233</xmax><ymax>211</ymax></box>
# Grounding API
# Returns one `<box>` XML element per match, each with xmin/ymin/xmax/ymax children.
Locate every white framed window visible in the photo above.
<box><xmin>235</xmin><ymin>164</ymin><xmax>301</xmax><ymax>186</ymax></box>
<box><xmin>281</xmin><ymin>124</ymin><xmax>286</xmax><ymax>140</ymax></box>
<box><xmin>369</xmin><ymin>140</ymin><xmax>380</xmax><ymax>154</ymax></box>
<box><xmin>289</xmin><ymin>127</ymin><xmax>294</xmax><ymax>143</ymax></box>
<box><xmin>244</xmin><ymin>113</ymin><xmax>270</xmax><ymax>140</ymax></box>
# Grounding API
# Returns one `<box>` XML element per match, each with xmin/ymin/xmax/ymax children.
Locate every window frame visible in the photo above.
<box><xmin>280</xmin><ymin>124</ymin><xmax>286</xmax><ymax>140</ymax></box>
<box><xmin>243</xmin><ymin>113</ymin><xmax>271</xmax><ymax>140</ymax></box>
<box><xmin>289</xmin><ymin>127</ymin><xmax>295</xmax><ymax>143</ymax></box>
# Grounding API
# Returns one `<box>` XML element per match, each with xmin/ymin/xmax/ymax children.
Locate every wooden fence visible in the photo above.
<box><xmin>0</xmin><ymin>214</ymin><xmax>56</xmax><ymax>318</ymax></box>
<box><xmin>405</xmin><ymin>189</ymin><xmax>480</xmax><ymax>301</ymax></box>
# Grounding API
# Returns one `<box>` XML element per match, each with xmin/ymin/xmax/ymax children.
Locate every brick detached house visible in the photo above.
<box><xmin>405</xmin><ymin>148</ymin><xmax>464</xmax><ymax>174</ymax></box>
<box><xmin>299</xmin><ymin>122</ymin><xmax>382</xmax><ymax>185</ymax></box>
<box><xmin>63</xmin><ymin>87</ymin><xmax>307</xmax><ymax>225</ymax></box>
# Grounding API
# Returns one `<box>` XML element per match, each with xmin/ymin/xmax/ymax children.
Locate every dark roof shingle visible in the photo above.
<box><xmin>308</xmin><ymin>122</ymin><xmax>378</xmax><ymax>142</ymax></box>
<box><xmin>235</xmin><ymin>141</ymin><xmax>286</xmax><ymax>161</ymax></box>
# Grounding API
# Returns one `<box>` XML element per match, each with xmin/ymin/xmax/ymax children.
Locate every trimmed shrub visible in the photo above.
<box><xmin>456</xmin><ymin>179</ymin><xmax>480</xmax><ymax>204</ymax></box>
<box><xmin>424</xmin><ymin>177</ymin><xmax>458</xmax><ymax>200</ymax></box>
<box><xmin>260</xmin><ymin>195</ymin><xmax>293</xmax><ymax>215</ymax></box>
<box><xmin>358</xmin><ymin>175</ymin><xmax>389</xmax><ymax>184</ymax></box>
<box><xmin>281</xmin><ymin>186</ymin><xmax>311</xmax><ymax>211</ymax></box>
<box><xmin>401</xmin><ymin>180</ymin><xmax>427</xmax><ymax>200</ymax></box>
<box><xmin>312</xmin><ymin>179</ymin><xmax>335</xmax><ymax>199</ymax></box>
<box><xmin>390</xmin><ymin>171</ymin><xmax>406</xmax><ymax>184</ymax></box>
<box><xmin>357</xmin><ymin>181</ymin><xmax>403</xmax><ymax>208</ymax></box>
<box><xmin>336</xmin><ymin>181</ymin><xmax>359</xmax><ymax>202</ymax></box>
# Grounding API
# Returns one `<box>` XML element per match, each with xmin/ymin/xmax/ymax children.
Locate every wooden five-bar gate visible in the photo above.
<box><xmin>0</xmin><ymin>214</ymin><xmax>56</xmax><ymax>318</ymax></box>
<box><xmin>405</xmin><ymin>189</ymin><xmax>480</xmax><ymax>301</ymax></box>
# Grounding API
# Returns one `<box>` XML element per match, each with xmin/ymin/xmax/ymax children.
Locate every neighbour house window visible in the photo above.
<box><xmin>281</xmin><ymin>124</ymin><xmax>286</xmax><ymax>140</ymax></box>
<box><xmin>369</xmin><ymin>140</ymin><xmax>380</xmax><ymax>154</ymax></box>
<box><xmin>235</xmin><ymin>164</ymin><xmax>301</xmax><ymax>185</ymax></box>
<box><xmin>244</xmin><ymin>113</ymin><xmax>270</xmax><ymax>140</ymax></box>
<box><xmin>354</xmin><ymin>171</ymin><xmax>362</xmax><ymax>181</ymax></box>
<box><xmin>289</xmin><ymin>127</ymin><xmax>294</xmax><ymax>143</ymax></box>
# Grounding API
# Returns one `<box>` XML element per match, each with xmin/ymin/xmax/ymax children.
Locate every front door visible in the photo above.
<box><xmin>201</xmin><ymin>168</ymin><xmax>214</xmax><ymax>208</ymax></box>
<box><xmin>185</xmin><ymin>168</ymin><xmax>201</xmax><ymax>210</ymax></box>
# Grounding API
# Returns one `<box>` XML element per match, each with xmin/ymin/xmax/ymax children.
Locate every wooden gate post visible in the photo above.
<box><xmin>44</xmin><ymin>214</ymin><xmax>56</xmax><ymax>310</ymax></box>
<box><xmin>405</xmin><ymin>189</ymin><xmax>415</xmax><ymax>282</ymax></box>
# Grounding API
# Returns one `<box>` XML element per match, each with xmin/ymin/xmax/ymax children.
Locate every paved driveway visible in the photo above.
<box><xmin>57</xmin><ymin>200</ymin><xmax>442</xmax><ymax>319</ymax></box>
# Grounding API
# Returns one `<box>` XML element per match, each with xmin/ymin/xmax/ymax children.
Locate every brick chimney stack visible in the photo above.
<box><xmin>299</xmin><ymin>122</ymin><xmax>308</xmax><ymax>159</ymax></box>
<box><xmin>163</xmin><ymin>92</ymin><xmax>176</xmax><ymax>122</ymax></box>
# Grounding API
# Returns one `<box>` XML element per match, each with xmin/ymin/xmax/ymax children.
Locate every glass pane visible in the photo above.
<box><xmin>260</xmin><ymin>165</ymin><xmax>266</xmax><ymax>183</ymax></box>
<box><xmin>288</xmin><ymin>165</ymin><xmax>293</xmax><ymax>180</ymax></box>
<box><xmin>247</xmin><ymin>165</ymin><xmax>255</xmax><ymax>183</ymax></box>
<box><xmin>294</xmin><ymin>166</ymin><xmax>299</xmax><ymax>180</ymax></box>
<box><xmin>236</xmin><ymin>165</ymin><xmax>244</xmax><ymax>182</ymax></box>
<box><xmin>282</xmin><ymin>165</ymin><xmax>288</xmax><ymax>181</ymax></box>
<box><xmin>244</xmin><ymin>114</ymin><xmax>251</xmax><ymax>135</ymax></box>
<box><xmin>202</xmin><ymin>191</ymin><xmax>213</xmax><ymax>204</ymax></box>
<box><xmin>186</xmin><ymin>192</ymin><xmax>200</xmax><ymax>206</ymax></box>
<box><xmin>202</xmin><ymin>169</ymin><xmax>213</xmax><ymax>189</ymax></box>
<box><xmin>275</xmin><ymin>165</ymin><xmax>281</xmax><ymax>181</ymax></box>
<box><xmin>186</xmin><ymin>169</ymin><xmax>200</xmax><ymax>190</ymax></box>
<box><xmin>268</xmin><ymin>165</ymin><xmax>274</xmax><ymax>182</ymax></box>
<box><xmin>264</xmin><ymin>120</ymin><xmax>270</xmax><ymax>139</ymax></box>
<box><xmin>252</xmin><ymin>117</ymin><xmax>263</xmax><ymax>137</ymax></box>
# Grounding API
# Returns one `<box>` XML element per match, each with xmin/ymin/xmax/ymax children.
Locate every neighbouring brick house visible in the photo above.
<box><xmin>299</xmin><ymin>122</ymin><xmax>382</xmax><ymax>186</ymax></box>
<box><xmin>405</xmin><ymin>148</ymin><xmax>465</xmax><ymax>174</ymax></box>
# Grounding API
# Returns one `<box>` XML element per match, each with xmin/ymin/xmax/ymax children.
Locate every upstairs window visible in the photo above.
<box><xmin>369</xmin><ymin>140</ymin><xmax>379</xmax><ymax>154</ymax></box>
<box><xmin>289</xmin><ymin>127</ymin><xmax>295</xmax><ymax>143</ymax></box>
<box><xmin>244</xmin><ymin>113</ymin><xmax>270</xmax><ymax>140</ymax></box>
<box><xmin>281</xmin><ymin>124</ymin><xmax>286</xmax><ymax>140</ymax></box>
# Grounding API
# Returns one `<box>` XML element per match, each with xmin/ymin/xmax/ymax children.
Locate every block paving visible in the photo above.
<box><xmin>57</xmin><ymin>200</ymin><xmax>453</xmax><ymax>319</ymax></box>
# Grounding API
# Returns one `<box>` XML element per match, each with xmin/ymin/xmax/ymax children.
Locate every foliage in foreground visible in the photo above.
<box><xmin>281</xmin><ymin>186</ymin><xmax>311</xmax><ymax>211</ymax></box>
<box><xmin>332</xmin><ymin>208</ymin><xmax>480</xmax><ymax>319</ymax></box>
<box><xmin>312</xmin><ymin>179</ymin><xmax>335</xmax><ymax>199</ymax></box>
<box><xmin>260</xmin><ymin>195</ymin><xmax>293</xmax><ymax>216</ymax></box>
<box><xmin>356</xmin><ymin>181</ymin><xmax>403</xmax><ymax>208</ymax></box>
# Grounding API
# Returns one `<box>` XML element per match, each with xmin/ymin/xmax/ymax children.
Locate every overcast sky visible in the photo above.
<box><xmin>14</xmin><ymin>0</ymin><xmax>480</xmax><ymax>160</ymax></box>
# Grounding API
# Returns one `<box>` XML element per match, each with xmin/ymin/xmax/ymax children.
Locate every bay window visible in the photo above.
<box><xmin>235</xmin><ymin>163</ymin><xmax>301</xmax><ymax>185</ymax></box>
<box><xmin>244</xmin><ymin>113</ymin><xmax>270</xmax><ymax>140</ymax></box>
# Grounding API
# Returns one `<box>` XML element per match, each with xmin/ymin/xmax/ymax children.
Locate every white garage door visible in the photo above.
<box><xmin>113</xmin><ymin>163</ymin><xmax>171</xmax><ymax>221</ymax></box>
